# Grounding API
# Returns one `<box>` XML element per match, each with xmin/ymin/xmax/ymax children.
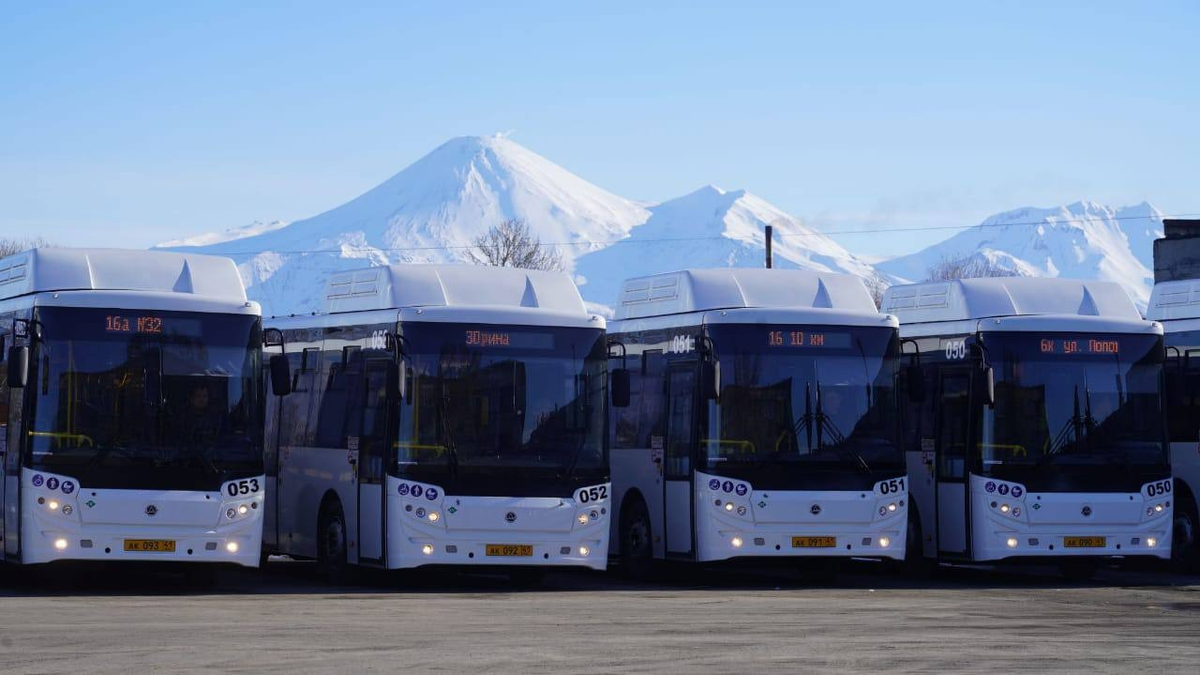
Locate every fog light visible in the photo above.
<box><xmin>226</xmin><ymin>541</ymin><xmax>239</xmax><ymax>553</ymax></box>
<box><xmin>1006</xmin><ymin>537</ymin><xmax>1018</xmax><ymax>548</ymax></box>
<box><xmin>724</xmin><ymin>502</ymin><xmax>734</xmax><ymax>512</ymax></box>
<box><xmin>887</xmin><ymin>503</ymin><xmax>897</xmax><ymax>512</ymax></box>
<box><xmin>579</xmin><ymin>546</ymin><xmax>590</xmax><ymax>557</ymax></box>
<box><xmin>428</xmin><ymin>511</ymin><xmax>440</xmax><ymax>522</ymax></box>
<box><xmin>578</xmin><ymin>513</ymin><xmax>589</xmax><ymax>525</ymax></box>
<box><xmin>54</xmin><ymin>538</ymin><xmax>68</xmax><ymax>551</ymax></box>
<box><xmin>48</xmin><ymin>500</ymin><xmax>60</xmax><ymax>511</ymax></box>
<box><xmin>421</xmin><ymin>544</ymin><xmax>434</xmax><ymax>555</ymax></box>
<box><xmin>731</xmin><ymin>536</ymin><xmax>743</xmax><ymax>548</ymax></box>
<box><xmin>1000</xmin><ymin>504</ymin><xmax>1010</xmax><ymax>514</ymax></box>
<box><xmin>1147</xmin><ymin>537</ymin><xmax>1158</xmax><ymax>548</ymax></box>
<box><xmin>238</xmin><ymin>505</ymin><xmax>249</xmax><ymax>515</ymax></box>
<box><xmin>879</xmin><ymin>537</ymin><xmax>890</xmax><ymax>548</ymax></box>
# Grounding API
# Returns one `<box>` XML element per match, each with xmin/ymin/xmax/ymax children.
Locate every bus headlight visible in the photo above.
<box><xmin>578</xmin><ymin>513</ymin><xmax>589</xmax><ymax>525</ymax></box>
<box><xmin>48</xmin><ymin>500</ymin><xmax>60</xmax><ymax>511</ymax></box>
<box><xmin>1000</xmin><ymin>504</ymin><xmax>1010</xmax><ymax>514</ymax></box>
<box><xmin>227</xmin><ymin>507</ymin><xmax>237</xmax><ymax>519</ymax></box>
<box><xmin>724</xmin><ymin>502</ymin><xmax>734</xmax><ymax>512</ymax></box>
<box><xmin>62</xmin><ymin>505</ymin><xmax>73</xmax><ymax>516</ymax></box>
<box><xmin>238</xmin><ymin>504</ymin><xmax>249</xmax><ymax>516</ymax></box>
<box><xmin>428</xmin><ymin>511</ymin><xmax>440</xmax><ymax>523</ymax></box>
<box><xmin>887</xmin><ymin>503</ymin><xmax>898</xmax><ymax>512</ymax></box>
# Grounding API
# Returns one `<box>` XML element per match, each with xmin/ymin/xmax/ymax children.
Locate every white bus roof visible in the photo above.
<box><xmin>319</xmin><ymin>264</ymin><xmax>591</xmax><ymax>318</ymax></box>
<box><xmin>0</xmin><ymin>247</ymin><xmax>249</xmax><ymax>303</ymax></box>
<box><xmin>879</xmin><ymin>278</ymin><xmax>1143</xmax><ymax>325</ymax></box>
<box><xmin>612</xmin><ymin>268</ymin><xmax>878</xmax><ymax>321</ymax></box>
<box><xmin>1147</xmin><ymin>279</ymin><xmax>1200</xmax><ymax>322</ymax></box>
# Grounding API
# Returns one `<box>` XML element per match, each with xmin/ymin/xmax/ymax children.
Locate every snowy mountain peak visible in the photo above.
<box><xmin>878</xmin><ymin>201</ymin><xmax>1165</xmax><ymax>307</ymax></box>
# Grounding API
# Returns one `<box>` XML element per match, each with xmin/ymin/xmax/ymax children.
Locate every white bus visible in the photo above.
<box><xmin>606</xmin><ymin>269</ymin><xmax>910</xmax><ymax>578</ymax></box>
<box><xmin>0</xmin><ymin>248</ymin><xmax>265</xmax><ymax>570</ymax></box>
<box><xmin>262</xmin><ymin>264</ymin><xmax>611</xmax><ymax>581</ymax></box>
<box><xmin>882</xmin><ymin>278</ymin><xmax>1172</xmax><ymax>578</ymax></box>
<box><xmin>1146</xmin><ymin>279</ymin><xmax>1200</xmax><ymax>569</ymax></box>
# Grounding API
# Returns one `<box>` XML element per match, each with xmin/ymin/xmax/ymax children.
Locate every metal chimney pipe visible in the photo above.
<box><xmin>765</xmin><ymin>224</ymin><xmax>773</xmax><ymax>269</ymax></box>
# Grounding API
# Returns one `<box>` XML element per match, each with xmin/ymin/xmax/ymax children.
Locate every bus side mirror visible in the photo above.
<box><xmin>905</xmin><ymin>364</ymin><xmax>925</xmax><ymax>403</ymax></box>
<box><xmin>269</xmin><ymin>354</ymin><xmax>291</xmax><ymax>397</ymax></box>
<box><xmin>611</xmin><ymin>368</ymin><xmax>631</xmax><ymax>408</ymax></box>
<box><xmin>702</xmin><ymin>360</ymin><xmax>720</xmax><ymax>401</ymax></box>
<box><xmin>980</xmin><ymin>366</ymin><xmax>995</xmax><ymax>407</ymax></box>
<box><xmin>7</xmin><ymin>345</ymin><xmax>29</xmax><ymax>389</ymax></box>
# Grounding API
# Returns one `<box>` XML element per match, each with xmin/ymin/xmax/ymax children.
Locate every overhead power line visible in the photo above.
<box><xmin>208</xmin><ymin>210</ymin><xmax>1200</xmax><ymax>257</ymax></box>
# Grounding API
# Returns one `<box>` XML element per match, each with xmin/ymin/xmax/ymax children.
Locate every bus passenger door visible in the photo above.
<box><xmin>664</xmin><ymin>363</ymin><xmax>697</xmax><ymax>556</ymax></box>
<box><xmin>355</xmin><ymin>359</ymin><xmax>392</xmax><ymax>564</ymax></box>
<box><xmin>935</xmin><ymin>370</ymin><xmax>972</xmax><ymax>557</ymax></box>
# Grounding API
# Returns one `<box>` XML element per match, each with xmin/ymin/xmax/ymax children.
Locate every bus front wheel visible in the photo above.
<box><xmin>1172</xmin><ymin>496</ymin><xmax>1198</xmax><ymax>572</ymax></box>
<box><xmin>621</xmin><ymin>499</ymin><xmax>654</xmax><ymax>580</ymax></box>
<box><xmin>317</xmin><ymin>500</ymin><xmax>349</xmax><ymax>584</ymax></box>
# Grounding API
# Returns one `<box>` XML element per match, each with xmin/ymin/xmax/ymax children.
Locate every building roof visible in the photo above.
<box><xmin>0</xmin><ymin>247</ymin><xmax>248</xmax><ymax>302</ymax></box>
<box><xmin>612</xmin><ymin>268</ymin><xmax>878</xmax><ymax>321</ymax></box>
<box><xmin>880</xmin><ymin>277</ymin><xmax>1142</xmax><ymax>324</ymax></box>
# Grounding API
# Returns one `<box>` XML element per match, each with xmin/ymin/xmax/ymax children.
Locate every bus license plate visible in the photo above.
<box><xmin>123</xmin><ymin>539</ymin><xmax>177</xmax><ymax>553</ymax></box>
<box><xmin>1063</xmin><ymin>536</ymin><xmax>1106</xmax><ymax>548</ymax></box>
<box><xmin>486</xmin><ymin>544</ymin><xmax>533</xmax><ymax>557</ymax></box>
<box><xmin>792</xmin><ymin>536</ymin><xmax>837</xmax><ymax>548</ymax></box>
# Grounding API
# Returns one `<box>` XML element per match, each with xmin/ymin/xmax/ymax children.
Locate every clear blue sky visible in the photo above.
<box><xmin>2</xmin><ymin>1</ymin><xmax>1197</xmax><ymax>257</ymax></box>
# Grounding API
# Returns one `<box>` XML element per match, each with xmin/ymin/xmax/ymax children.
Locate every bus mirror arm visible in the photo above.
<box><xmin>7</xmin><ymin>344</ymin><xmax>28</xmax><ymax>389</ymax></box>
<box><xmin>269</xmin><ymin>354</ymin><xmax>292</xmax><ymax>397</ymax></box>
<box><xmin>387</xmin><ymin>361</ymin><xmax>404</xmax><ymax>402</ymax></box>
<box><xmin>607</xmin><ymin>340</ymin><xmax>631</xmax><ymax>407</ymax></box>
<box><xmin>981</xmin><ymin>365</ymin><xmax>995</xmax><ymax>407</ymax></box>
<box><xmin>900</xmin><ymin>338</ymin><xmax>925</xmax><ymax>403</ymax></box>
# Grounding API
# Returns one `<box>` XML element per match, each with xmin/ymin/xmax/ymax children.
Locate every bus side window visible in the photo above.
<box><xmin>1168</xmin><ymin>348</ymin><xmax>1200</xmax><ymax>443</ymax></box>
<box><xmin>280</xmin><ymin>350</ymin><xmax>315</xmax><ymax>447</ymax></box>
<box><xmin>0</xmin><ymin>333</ymin><xmax>8</xmax><ymax>466</ymax></box>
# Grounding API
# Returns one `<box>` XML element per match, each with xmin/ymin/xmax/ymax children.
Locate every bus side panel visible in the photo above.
<box><xmin>278</xmin><ymin>445</ymin><xmax>358</xmax><ymax>562</ymax></box>
<box><xmin>610</xmin><ymin>446</ymin><xmax>665</xmax><ymax>559</ymax></box>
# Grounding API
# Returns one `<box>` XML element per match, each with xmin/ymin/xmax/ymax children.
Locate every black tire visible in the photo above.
<box><xmin>620</xmin><ymin>499</ymin><xmax>655</xmax><ymax>580</ymax></box>
<box><xmin>1059</xmin><ymin>559</ymin><xmax>1098</xmax><ymax>581</ymax></box>
<box><xmin>899</xmin><ymin>511</ymin><xmax>933</xmax><ymax>578</ymax></box>
<box><xmin>1171</xmin><ymin>495</ymin><xmax>1199</xmax><ymax>573</ymax></box>
<box><xmin>317</xmin><ymin>500</ymin><xmax>350</xmax><ymax>584</ymax></box>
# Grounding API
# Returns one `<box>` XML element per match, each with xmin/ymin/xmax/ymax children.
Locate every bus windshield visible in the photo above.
<box><xmin>703</xmin><ymin>324</ymin><xmax>902</xmax><ymax>484</ymax></box>
<box><xmin>981</xmin><ymin>332</ymin><xmax>1168</xmax><ymax>479</ymax></box>
<box><xmin>25</xmin><ymin>307</ymin><xmax>263</xmax><ymax>488</ymax></box>
<box><xmin>396</xmin><ymin>322</ymin><xmax>607</xmax><ymax>493</ymax></box>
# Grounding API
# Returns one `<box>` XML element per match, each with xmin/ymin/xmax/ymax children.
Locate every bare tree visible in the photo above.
<box><xmin>863</xmin><ymin>272</ymin><xmax>889</xmax><ymax>309</ymax></box>
<box><xmin>0</xmin><ymin>236</ymin><xmax>50</xmax><ymax>258</ymax></box>
<box><xmin>925</xmin><ymin>254</ymin><xmax>1018</xmax><ymax>282</ymax></box>
<box><xmin>468</xmin><ymin>219</ymin><xmax>564</xmax><ymax>272</ymax></box>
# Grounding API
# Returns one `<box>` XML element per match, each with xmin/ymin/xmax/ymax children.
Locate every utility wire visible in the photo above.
<box><xmin>205</xmin><ymin>211</ymin><xmax>1200</xmax><ymax>257</ymax></box>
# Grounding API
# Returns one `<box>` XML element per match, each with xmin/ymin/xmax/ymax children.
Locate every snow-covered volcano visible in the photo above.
<box><xmin>573</xmin><ymin>184</ymin><xmax>878</xmax><ymax>307</ymax></box>
<box><xmin>876</xmin><ymin>201</ymin><xmax>1164</xmax><ymax>307</ymax></box>
<box><xmin>161</xmin><ymin>134</ymin><xmax>650</xmax><ymax>315</ymax></box>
